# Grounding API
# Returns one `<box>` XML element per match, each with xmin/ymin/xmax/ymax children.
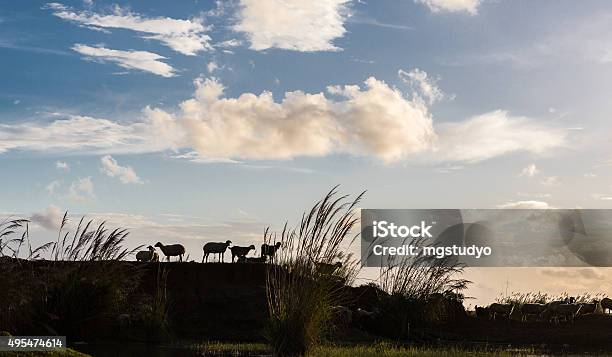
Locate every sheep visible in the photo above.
<box><xmin>202</xmin><ymin>240</ymin><xmax>232</xmax><ymax>263</ymax></box>
<box><xmin>601</xmin><ymin>297</ymin><xmax>612</xmax><ymax>314</ymax></box>
<box><xmin>154</xmin><ymin>242</ymin><xmax>185</xmax><ymax>262</ymax></box>
<box><xmin>546</xmin><ymin>303</ymin><xmax>582</xmax><ymax>324</ymax></box>
<box><xmin>136</xmin><ymin>245</ymin><xmax>159</xmax><ymax>262</ymax></box>
<box><xmin>261</xmin><ymin>242</ymin><xmax>281</xmax><ymax>262</ymax></box>
<box><xmin>577</xmin><ymin>301</ymin><xmax>603</xmax><ymax>315</ymax></box>
<box><xmin>519</xmin><ymin>303</ymin><xmax>546</xmax><ymax>322</ymax></box>
<box><xmin>230</xmin><ymin>245</ymin><xmax>255</xmax><ymax>262</ymax></box>
<box><xmin>474</xmin><ymin>305</ymin><xmax>489</xmax><ymax>318</ymax></box>
<box><xmin>488</xmin><ymin>303</ymin><xmax>513</xmax><ymax>320</ymax></box>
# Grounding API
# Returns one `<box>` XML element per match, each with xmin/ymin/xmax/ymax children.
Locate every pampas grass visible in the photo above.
<box><xmin>265</xmin><ymin>186</ymin><xmax>364</xmax><ymax>356</ymax></box>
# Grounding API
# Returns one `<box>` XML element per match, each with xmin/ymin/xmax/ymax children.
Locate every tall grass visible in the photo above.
<box><xmin>374</xmin><ymin>237</ymin><xmax>470</xmax><ymax>337</ymax></box>
<box><xmin>265</xmin><ymin>186</ymin><xmax>364</xmax><ymax>356</ymax></box>
<box><xmin>0</xmin><ymin>212</ymin><xmax>143</xmax><ymax>338</ymax></box>
<box><xmin>497</xmin><ymin>291</ymin><xmax>605</xmax><ymax>305</ymax></box>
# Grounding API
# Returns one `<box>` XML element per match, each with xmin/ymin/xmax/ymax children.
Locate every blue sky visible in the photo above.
<box><xmin>2</xmin><ymin>0</ymin><xmax>612</xmax><ymax>303</ymax></box>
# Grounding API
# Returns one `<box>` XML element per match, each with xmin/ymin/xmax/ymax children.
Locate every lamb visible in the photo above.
<box><xmin>154</xmin><ymin>242</ymin><xmax>185</xmax><ymax>262</ymax></box>
<box><xmin>230</xmin><ymin>245</ymin><xmax>255</xmax><ymax>262</ymax></box>
<box><xmin>601</xmin><ymin>297</ymin><xmax>612</xmax><ymax>313</ymax></box>
<box><xmin>488</xmin><ymin>303</ymin><xmax>514</xmax><ymax>320</ymax></box>
<box><xmin>202</xmin><ymin>240</ymin><xmax>232</xmax><ymax>263</ymax></box>
<box><xmin>261</xmin><ymin>242</ymin><xmax>281</xmax><ymax>262</ymax></box>
<box><xmin>136</xmin><ymin>246</ymin><xmax>159</xmax><ymax>262</ymax></box>
<box><xmin>519</xmin><ymin>303</ymin><xmax>546</xmax><ymax>322</ymax></box>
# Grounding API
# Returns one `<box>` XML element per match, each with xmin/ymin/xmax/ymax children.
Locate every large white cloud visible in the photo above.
<box><xmin>71</xmin><ymin>44</ymin><xmax>176</xmax><ymax>77</ymax></box>
<box><xmin>46</xmin><ymin>3</ymin><xmax>212</xmax><ymax>55</ymax></box>
<box><xmin>415</xmin><ymin>0</ymin><xmax>482</xmax><ymax>15</ymax></box>
<box><xmin>0</xmin><ymin>71</ymin><xmax>567</xmax><ymax>164</ymax></box>
<box><xmin>174</xmin><ymin>76</ymin><xmax>436</xmax><ymax>161</ymax></box>
<box><xmin>232</xmin><ymin>0</ymin><xmax>350</xmax><ymax>52</ymax></box>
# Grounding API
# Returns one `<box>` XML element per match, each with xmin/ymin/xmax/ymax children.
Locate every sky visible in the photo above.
<box><xmin>2</xmin><ymin>0</ymin><xmax>612</xmax><ymax>305</ymax></box>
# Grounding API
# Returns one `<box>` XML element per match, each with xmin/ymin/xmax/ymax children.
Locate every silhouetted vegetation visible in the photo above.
<box><xmin>264</xmin><ymin>186</ymin><xmax>363</xmax><ymax>356</ymax></box>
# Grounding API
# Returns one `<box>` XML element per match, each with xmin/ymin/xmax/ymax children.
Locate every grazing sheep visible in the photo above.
<box><xmin>577</xmin><ymin>301</ymin><xmax>603</xmax><ymax>315</ymax></box>
<box><xmin>154</xmin><ymin>242</ymin><xmax>185</xmax><ymax>262</ymax></box>
<box><xmin>546</xmin><ymin>303</ymin><xmax>582</xmax><ymax>324</ymax></box>
<box><xmin>230</xmin><ymin>245</ymin><xmax>255</xmax><ymax>262</ymax></box>
<box><xmin>202</xmin><ymin>240</ymin><xmax>232</xmax><ymax>263</ymax></box>
<box><xmin>520</xmin><ymin>303</ymin><xmax>546</xmax><ymax>322</ymax></box>
<box><xmin>488</xmin><ymin>303</ymin><xmax>514</xmax><ymax>320</ymax></box>
<box><xmin>261</xmin><ymin>242</ymin><xmax>282</xmax><ymax>262</ymax></box>
<box><xmin>315</xmin><ymin>261</ymin><xmax>343</xmax><ymax>275</ymax></box>
<box><xmin>601</xmin><ymin>297</ymin><xmax>612</xmax><ymax>313</ymax></box>
<box><xmin>136</xmin><ymin>246</ymin><xmax>159</xmax><ymax>262</ymax></box>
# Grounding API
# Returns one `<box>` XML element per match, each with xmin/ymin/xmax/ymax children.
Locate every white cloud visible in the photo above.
<box><xmin>415</xmin><ymin>0</ymin><xmax>481</xmax><ymax>15</ymax></box>
<box><xmin>398</xmin><ymin>68</ymin><xmax>445</xmax><ymax>104</ymax></box>
<box><xmin>71</xmin><ymin>44</ymin><xmax>176</xmax><ymax>77</ymax></box>
<box><xmin>47</xmin><ymin>3</ymin><xmax>212</xmax><ymax>55</ymax></box>
<box><xmin>30</xmin><ymin>205</ymin><xmax>64</xmax><ymax>231</ymax></box>
<box><xmin>233</xmin><ymin>0</ymin><xmax>350</xmax><ymax>52</ymax></box>
<box><xmin>0</xmin><ymin>71</ymin><xmax>566</xmax><ymax>164</ymax></box>
<box><xmin>69</xmin><ymin>177</ymin><xmax>95</xmax><ymax>202</ymax></box>
<box><xmin>433</xmin><ymin>110</ymin><xmax>566</xmax><ymax>163</ymax></box>
<box><xmin>175</xmin><ymin>76</ymin><xmax>436</xmax><ymax>162</ymax></box>
<box><xmin>0</xmin><ymin>111</ymin><xmax>183</xmax><ymax>155</ymax></box>
<box><xmin>216</xmin><ymin>39</ymin><xmax>242</xmax><ymax>48</ymax></box>
<box><xmin>519</xmin><ymin>163</ymin><xmax>539</xmax><ymax>178</ymax></box>
<box><xmin>100</xmin><ymin>155</ymin><xmax>143</xmax><ymax>184</ymax></box>
<box><xmin>497</xmin><ymin>200</ymin><xmax>552</xmax><ymax>209</ymax></box>
<box><xmin>207</xmin><ymin>61</ymin><xmax>219</xmax><ymax>73</ymax></box>
<box><xmin>55</xmin><ymin>160</ymin><xmax>70</xmax><ymax>171</ymax></box>
<box><xmin>46</xmin><ymin>180</ymin><xmax>62</xmax><ymax>195</ymax></box>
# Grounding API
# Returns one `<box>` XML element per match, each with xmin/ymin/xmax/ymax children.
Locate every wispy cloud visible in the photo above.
<box><xmin>71</xmin><ymin>44</ymin><xmax>176</xmax><ymax>77</ymax></box>
<box><xmin>100</xmin><ymin>155</ymin><xmax>143</xmax><ymax>184</ymax></box>
<box><xmin>415</xmin><ymin>0</ymin><xmax>482</xmax><ymax>15</ymax></box>
<box><xmin>30</xmin><ymin>205</ymin><xmax>64</xmax><ymax>230</ymax></box>
<box><xmin>55</xmin><ymin>160</ymin><xmax>70</xmax><ymax>171</ymax></box>
<box><xmin>233</xmin><ymin>0</ymin><xmax>350</xmax><ymax>52</ymax></box>
<box><xmin>0</xmin><ymin>112</ymin><xmax>183</xmax><ymax>155</ymax></box>
<box><xmin>398</xmin><ymin>68</ymin><xmax>445</xmax><ymax>104</ymax></box>
<box><xmin>497</xmin><ymin>200</ymin><xmax>552</xmax><ymax>209</ymax></box>
<box><xmin>46</xmin><ymin>180</ymin><xmax>62</xmax><ymax>195</ymax></box>
<box><xmin>519</xmin><ymin>163</ymin><xmax>539</xmax><ymax>178</ymax></box>
<box><xmin>69</xmin><ymin>176</ymin><xmax>95</xmax><ymax>202</ymax></box>
<box><xmin>46</xmin><ymin>3</ymin><xmax>212</xmax><ymax>55</ymax></box>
